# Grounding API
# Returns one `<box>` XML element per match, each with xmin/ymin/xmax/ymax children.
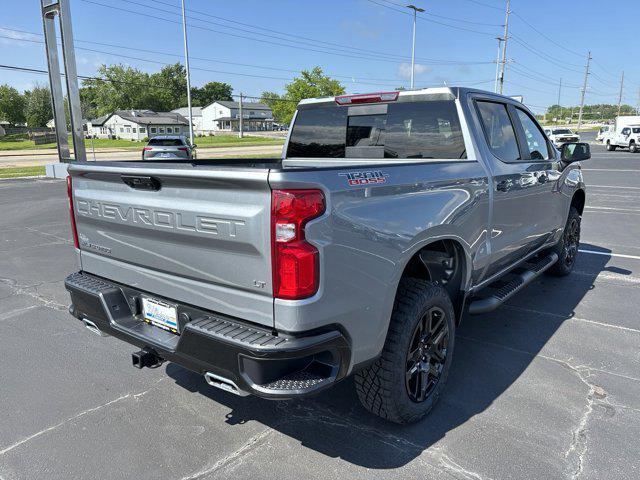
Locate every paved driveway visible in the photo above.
<box><xmin>0</xmin><ymin>141</ymin><xmax>639</xmax><ymax>479</ymax></box>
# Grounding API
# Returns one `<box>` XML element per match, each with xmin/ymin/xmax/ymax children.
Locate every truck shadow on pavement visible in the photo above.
<box><xmin>166</xmin><ymin>244</ymin><xmax>625</xmax><ymax>469</ymax></box>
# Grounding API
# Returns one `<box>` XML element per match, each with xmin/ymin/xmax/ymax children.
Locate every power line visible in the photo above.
<box><xmin>364</xmin><ymin>0</ymin><xmax>497</xmax><ymax>36</ymax></box>
<box><xmin>121</xmin><ymin>0</ymin><xmax>408</xmax><ymax>63</ymax></box>
<box><xmin>375</xmin><ymin>0</ymin><xmax>502</xmax><ymax>26</ymax></box>
<box><xmin>0</xmin><ymin>34</ymin><xmax>427</xmax><ymax>88</ymax></box>
<box><xmin>511</xmin><ymin>11</ymin><xmax>583</xmax><ymax>58</ymax></box>
<box><xmin>509</xmin><ymin>35</ymin><xmax>583</xmax><ymax>73</ymax></box>
<box><xmin>0</xmin><ymin>27</ymin><xmax>425</xmax><ymax>84</ymax></box>
<box><xmin>82</xmin><ymin>0</ymin><xmax>492</xmax><ymax>66</ymax></box>
<box><xmin>459</xmin><ymin>0</ymin><xmax>504</xmax><ymax>11</ymax></box>
<box><xmin>0</xmin><ymin>63</ymin><xmax>301</xmax><ymax>103</ymax></box>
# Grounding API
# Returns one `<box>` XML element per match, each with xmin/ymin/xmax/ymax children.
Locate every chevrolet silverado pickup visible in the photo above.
<box><xmin>64</xmin><ymin>88</ymin><xmax>589</xmax><ymax>424</ymax></box>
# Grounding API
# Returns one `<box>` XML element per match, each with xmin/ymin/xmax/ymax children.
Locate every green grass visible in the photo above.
<box><xmin>0</xmin><ymin>166</ymin><xmax>46</xmax><ymax>178</ymax></box>
<box><xmin>0</xmin><ymin>134</ymin><xmax>283</xmax><ymax>151</ymax></box>
<box><xmin>195</xmin><ymin>135</ymin><xmax>284</xmax><ymax>148</ymax></box>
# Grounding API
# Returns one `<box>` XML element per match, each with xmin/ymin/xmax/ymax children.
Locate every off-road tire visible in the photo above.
<box><xmin>606</xmin><ymin>141</ymin><xmax>616</xmax><ymax>151</ymax></box>
<box><xmin>354</xmin><ymin>279</ymin><xmax>455</xmax><ymax>424</ymax></box>
<box><xmin>547</xmin><ymin>206</ymin><xmax>581</xmax><ymax>277</ymax></box>
<box><xmin>630</xmin><ymin>142</ymin><xmax>638</xmax><ymax>153</ymax></box>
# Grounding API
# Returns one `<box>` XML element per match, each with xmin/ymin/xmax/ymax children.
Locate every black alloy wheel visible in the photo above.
<box><xmin>562</xmin><ymin>215</ymin><xmax>580</xmax><ymax>268</ymax></box>
<box><xmin>405</xmin><ymin>306</ymin><xmax>449</xmax><ymax>403</ymax></box>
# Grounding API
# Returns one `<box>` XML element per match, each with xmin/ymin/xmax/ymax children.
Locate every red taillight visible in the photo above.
<box><xmin>335</xmin><ymin>91</ymin><xmax>399</xmax><ymax>105</ymax></box>
<box><xmin>271</xmin><ymin>189</ymin><xmax>325</xmax><ymax>300</ymax></box>
<box><xmin>66</xmin><ymin>176</ymin><xmax>79</xmax><ymax>249</ymax></box>
<box><xmin>142</xmin><ymin>147</ymin><xmax>152</xmax><ymax>151</ymax></box>
<box><xmin>178</xmin><ymin>147</ymin><xmax>189</xmax><ymax>152</ymax></box>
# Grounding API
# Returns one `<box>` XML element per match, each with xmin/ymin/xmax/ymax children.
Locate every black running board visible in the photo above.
<box><xmin>468</xmin><ymin>252</ymin><xmax>558</xmax><ymax>315</ymax></box>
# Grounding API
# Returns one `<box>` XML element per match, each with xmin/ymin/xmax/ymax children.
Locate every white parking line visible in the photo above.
<box><xmin>585</xmin><ymin>205</ymin><xmax>640</xmax><ymax>213</ymax></box>
<box><xmin>589</xmin><ymin>185</ymin><xmax>640</xmax><ymax>190</ymax></box>
<box><xmin>583</xmin><ymin>169</ymin><xmax>640</xmax><ymax>172</ymax></box>
<box><xmin>579</xmin><ymin>249</ymin><xmax>640</xmax><ymax>260</ymax></box>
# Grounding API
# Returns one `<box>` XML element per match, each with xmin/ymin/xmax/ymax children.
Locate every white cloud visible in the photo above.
<box><xmin>397</xmin><ymin>62</ymin><xmax>431</xmax><ymax>80</ymax></box>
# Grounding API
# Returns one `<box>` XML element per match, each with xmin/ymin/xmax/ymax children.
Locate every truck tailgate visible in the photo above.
<box><xmin>68</xmin><ymin>163</ymin><xmax>274</xmax><ymax>327</ymax></box>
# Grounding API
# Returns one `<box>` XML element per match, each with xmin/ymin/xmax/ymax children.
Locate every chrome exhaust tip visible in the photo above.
<box><xmin>204</xmin><ymin>372</ymin><xmax>248</xmax><ymax>396</ymax></box>
<box><xmin>82</xmin><ymin>318</ymin><xmax>108</xmax><ymax>337</ymax></box>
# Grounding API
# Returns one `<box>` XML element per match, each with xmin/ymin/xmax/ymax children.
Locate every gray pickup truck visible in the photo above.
<box><xmin>64</xmin><ymin>87</ymin><xmax>589</xmax><ymax>424</ymax></box>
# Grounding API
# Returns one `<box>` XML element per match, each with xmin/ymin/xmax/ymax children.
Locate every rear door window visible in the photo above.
<box><xmin>385</xmin><ymin>102</ymin><xmax>466</xmax><ymax>159</ymax></box>
<box><xmin>475</xmin><ymin>101</ymin><xmax>520</xmax><ymax>161</ymax></box>
<box><xmin>286</xmin><ymin>99</ymin><xmax>466</xmax><ymax>159</ymax></box>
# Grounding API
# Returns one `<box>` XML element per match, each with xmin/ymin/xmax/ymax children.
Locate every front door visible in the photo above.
<box><xmin>617</xmin><ymin>127</ymin><xmax>631</xmax><ymax>147</ymax></box>
<box><xmin>474</xmin><ymin>99</ymin><xmax>559</xmax><ymax>280</ymax></box>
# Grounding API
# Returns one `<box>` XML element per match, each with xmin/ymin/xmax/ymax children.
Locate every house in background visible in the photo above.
<box><xmin>171</xmin><ymin>106</ymin><xmax>203</xmax><ymax>135</ymax></box>
<box><xmin>86</xmin><ymin>110</ymin><xmax>189</xmax><ymax>140</ymax></box>
<box><xmin>201</xmin><ymin>101</ymin><xmax>273</xmax><ymax>133</ymax></box>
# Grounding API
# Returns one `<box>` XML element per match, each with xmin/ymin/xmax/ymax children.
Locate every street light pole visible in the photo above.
<box><xmin>406</xmin><ymin>4</ymin><xmax>425</xmax><ymax>90</ymax></box>
<box><xmin>181</xmin><ymin>0</ymin><xmax>195</xmax><ymax>147</ymax></box>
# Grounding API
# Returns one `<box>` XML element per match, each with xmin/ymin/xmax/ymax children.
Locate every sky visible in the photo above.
<box><xmin>1</xmin><ymin>0</ymin><xmax>639</xmax><ymax>115</ymax></box>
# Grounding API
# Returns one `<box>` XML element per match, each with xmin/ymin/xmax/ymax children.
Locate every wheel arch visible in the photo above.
<box><xmin>571</xmin><ymin>188</ymin><xmax>586</xmax><ymax>215</ymax></box>
<box><xmin>395</xmin><ymin>237</ymin><xmax>470</xmax><ymax>325</ymax></box>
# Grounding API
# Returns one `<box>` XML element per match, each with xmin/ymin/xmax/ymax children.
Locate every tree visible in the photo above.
<box><xmin>81</xmin><ymin>64</ymin><xmax>159</xmax><ymax>115</ymax></box>
<box><xmin>191</xmin><ymin>82</ymin><xmax>233</xmax><ymax>106</ymax></box>
<box><xmin>261</xmin><ymin>67</ymin><xmax>345</xmax><ymax>124</ymax></box>
<box><xmin>0</xmin><ymin>85</ymin><xmax>26</xmax><ymax>125</ymax></box>
<box><xmin>545</xmin><ymin>103</ymin><xmax>636</xmax><ymax>124</ymax></box>
<box><xmin>24</xmin><ymin>85</ymin><xmax>53</xmax><ymax>128</ymax></box>
<box><xmin>150</xmin><ymin>63</ymin><xmax>187</xmax><ymax>111</ymax></box>
<box><xmin>80</xmin><ymin>63</ymin><xmax>230</xmax><ymax>116</ymax></box>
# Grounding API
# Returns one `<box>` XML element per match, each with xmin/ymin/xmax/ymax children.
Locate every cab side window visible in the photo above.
<box><xmin>476</xmin><ymin>101</ymin><xmax>520</xmax><ymax>161</ymax></box>
<box><xmin>514</xmin><ymin>108</ymin><xmax>550</xmax><ymax>160</ymax></box>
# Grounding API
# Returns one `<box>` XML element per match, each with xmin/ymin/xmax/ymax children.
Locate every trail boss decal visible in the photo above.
<box><xmin>339</xmin><ymin>171</ymin><xmax>389</xmax><ymax>186</ymax></box>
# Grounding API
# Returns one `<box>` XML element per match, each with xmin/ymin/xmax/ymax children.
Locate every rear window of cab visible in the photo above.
<box><xmin>287</xmin><ymin>100</ymin><xmax>466</xmax><ymax>159</ymax></box>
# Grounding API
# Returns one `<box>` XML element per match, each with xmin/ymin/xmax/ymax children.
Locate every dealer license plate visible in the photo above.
<box><xmin>142</xmin><ymin>297</ymin><xmax>179</xmax><ymax>334</ymax></box>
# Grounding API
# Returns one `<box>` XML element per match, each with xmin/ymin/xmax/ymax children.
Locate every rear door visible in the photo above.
<box><xmin>70</xmin><ymin>163</ymin><xmax>274</xmax><ymax>326</ymax></box>
<box><xmin>474</xmin><ymin>99</ymin><xmax>556</xmax><ymax>279</ymax></box>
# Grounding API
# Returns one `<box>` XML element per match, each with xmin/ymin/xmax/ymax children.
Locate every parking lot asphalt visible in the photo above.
<box><xmin>1</xmin><ymin>137</ymin><xmax>639</xmax><ymax>480</ymax></box>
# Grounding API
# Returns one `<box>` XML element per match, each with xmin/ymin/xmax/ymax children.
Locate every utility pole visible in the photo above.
<box><xmin>617</xmin><ymin>71</ymin><xmax>625</xmax><ymax>118</ymax></box>
<box><xmin>494</xmin><ymin>37</ymin><xmax>503</xmax><ymax>93</ymax></box>
<box><xmin>577</xmin><ymin>51</ymin><xmax>591</xmax><ymax>131</ymax></box>
<box><xmin>181</xmin><ymin>0</ymin><xmax>195</xmax><ymax>147</ymax></box>
<box><xmin>498</xmin><ymin>0</ymin><xmax>511</xmax><ymax>94</ymax></box>
<box><xmin>556</xmin><ymin>78</ymin><xmax>562</xmax><ymax>125</ymax></box>
<box><xmin>238</xmin><ymin>93</ymin><xmax>244</xmax><ymax>139</ymax></box>
<box><xmin>406</xmin><ymin>4</ymin><xmax>425</xmax><ymax>90</ymax></box>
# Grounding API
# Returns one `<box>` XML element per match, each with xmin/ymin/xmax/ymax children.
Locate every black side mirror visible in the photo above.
<box><xmin>561</xmin><ymin>142</ymin><xmax>590</xmax><ymax>163</ymax></box>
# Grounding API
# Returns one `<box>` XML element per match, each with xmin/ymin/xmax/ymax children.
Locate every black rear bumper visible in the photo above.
<box><xmin>64</xmin><ymin>272</ymin><xmax>350</xmax><ymax>398</ymax></box>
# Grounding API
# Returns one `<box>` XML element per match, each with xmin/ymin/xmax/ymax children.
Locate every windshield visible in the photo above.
<box><xmin>552</xmin><ymin>129</ymin><xmax>573</xmax><ymax>135</ymax></box>
<box><xmin>287</xmin><ymin>100</ymin><xmax>466</xmax><ymax>159</ymax></box>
